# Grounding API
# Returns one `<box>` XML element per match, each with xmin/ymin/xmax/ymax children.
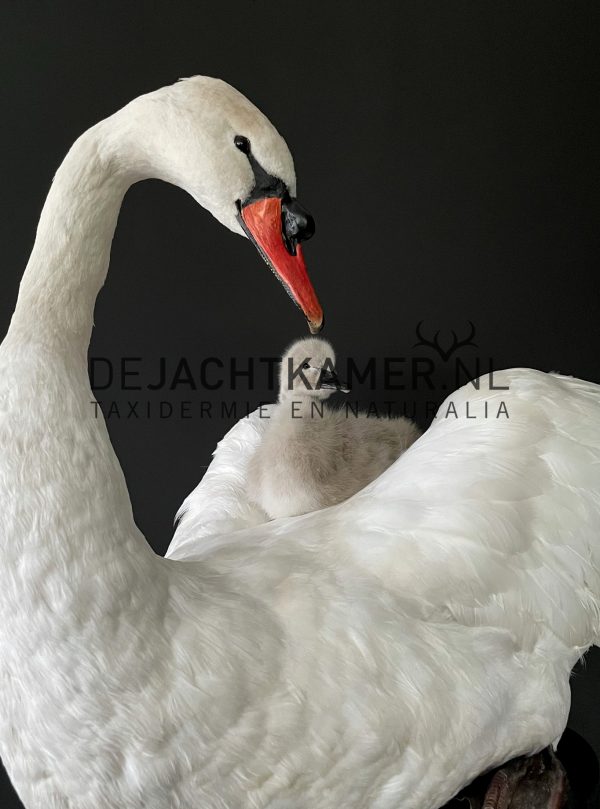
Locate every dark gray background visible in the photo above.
<box><xmin>1</xmin><ymin>1</ymin><xmax>598</xmax><ymax>806</ymax></box>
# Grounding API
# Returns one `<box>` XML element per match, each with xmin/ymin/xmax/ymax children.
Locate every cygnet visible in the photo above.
<box><xmin>246</xmin><ymin>337</ymin><xmax>421</xmax><ymax>519</ymax></box>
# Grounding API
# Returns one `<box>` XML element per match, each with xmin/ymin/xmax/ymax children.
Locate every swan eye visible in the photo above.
<box><xmin>234</xmin><ymin>135</ymin><xmax>251</xmax><ymax>154</ymax></box>
<box><xmin>302</xmin><ymin>362</ymin><xmax>310</xmax><ymax>370</ymax></box>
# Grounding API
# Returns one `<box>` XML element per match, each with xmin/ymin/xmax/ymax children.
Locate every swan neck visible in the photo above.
<box><xmin>10</xmin><ymin>120</ymin><xmax>132</xmax><ymax>348</ymax></box>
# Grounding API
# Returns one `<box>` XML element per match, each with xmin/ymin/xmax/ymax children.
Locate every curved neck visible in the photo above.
<box><xmin>10</xmin><ymin>121</ymin><xmax>132</xmax><ymax>351</ymax></box>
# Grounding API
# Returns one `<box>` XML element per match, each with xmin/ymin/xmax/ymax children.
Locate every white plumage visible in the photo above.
<box><xmin>0</xmin><ymin>76</ymin><xmax>599</xmax><ymax>809</ymax></box>
<box><xmin>245</xmin><ymin>337</ymin><xmax>421</xmax><ymax>519</ymax></box>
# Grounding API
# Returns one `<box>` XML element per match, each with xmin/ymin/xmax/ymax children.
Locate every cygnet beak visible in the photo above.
<box><xmin>319</xmin><ymin>370</ymin><xmax>350</xmax><ymax>394</ymax></box>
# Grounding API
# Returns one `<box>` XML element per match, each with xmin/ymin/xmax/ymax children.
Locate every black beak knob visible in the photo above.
<box><xmin>282</xmin><ymin>197</ymin><xmax>315</xmax><ymax>255</ymax></box>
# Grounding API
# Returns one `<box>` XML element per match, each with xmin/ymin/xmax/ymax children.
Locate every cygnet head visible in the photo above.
<box><xmin>278</xmin><ymin>337</ymin><xmax>349</xmax><ymax>401</ymax></box>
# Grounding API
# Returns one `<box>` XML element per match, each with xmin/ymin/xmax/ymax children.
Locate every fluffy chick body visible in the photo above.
<box><xmin>247</xmin><ymin>338</ymin><xmax>421</xmax><ymax>519</ymax></box>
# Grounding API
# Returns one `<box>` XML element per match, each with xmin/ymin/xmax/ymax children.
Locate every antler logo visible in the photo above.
<box><xmin>414</xmin><ymin>321</ymin><xmax>477</xmax><ymax>362</ymax></box>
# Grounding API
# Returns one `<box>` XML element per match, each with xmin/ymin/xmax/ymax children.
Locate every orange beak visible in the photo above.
<box><xmin>238</xmin><ymin>197</ymin><xmax>324</xmax><ymax>334</ymax></box>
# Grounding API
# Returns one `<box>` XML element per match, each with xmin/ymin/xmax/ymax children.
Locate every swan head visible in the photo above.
<box><xmin>278</xmin><ymin>337</ymin><xmax>350</xmax><ymax>401</ymax></box>
<box><xmin>119</xmin><ymin>76</ymin><xmax>323</xmax><ymax>333</ymax></box>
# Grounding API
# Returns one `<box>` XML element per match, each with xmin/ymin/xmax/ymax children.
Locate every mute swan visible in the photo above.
<box><xmin>1</xmin><ymin>76</ymin><xmax>600</xmax><ymax>809</ymax></box>
<box><xmin>245</xmin><ymin>337</ymin><xmax>421</xmax><ymax>519</ymax></box>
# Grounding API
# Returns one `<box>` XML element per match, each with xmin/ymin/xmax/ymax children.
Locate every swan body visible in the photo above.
<box><xmin>245</xmin><ymin>337</ymin><xmax>421</xmax><ymax>518</ymax></box>
<box><xmin>0</xmin><ymin>77</ymin><xmax>599</xmax><ymax>809</ymax></box>
<box><xmin>172</xmin><ymin>366</ymin><xmax>600</xmax><ymax>809</ymax></box>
